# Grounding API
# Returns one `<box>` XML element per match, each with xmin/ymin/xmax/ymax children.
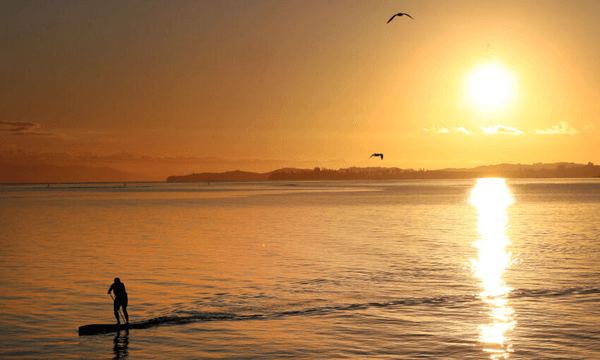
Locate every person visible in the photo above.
<box><xmin>108</xmin><ymin>278</ymin><xmax>129</xmax><ymax>325</ymax></box>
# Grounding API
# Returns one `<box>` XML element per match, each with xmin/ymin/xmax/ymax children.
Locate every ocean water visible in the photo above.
<box><xmin>1</xmin><ymin>179</ymin><xmax>599</xmax><ymax>359</ymax></box>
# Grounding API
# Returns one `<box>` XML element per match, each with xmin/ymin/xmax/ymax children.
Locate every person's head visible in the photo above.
<box><xmin>114</xmin><ymin>277</ymin><xmax>121</xmax><ymax>284</ymax></box>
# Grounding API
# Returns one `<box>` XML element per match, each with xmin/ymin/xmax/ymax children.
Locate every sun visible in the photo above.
<box><xmin>466</xmin><ymin>62</ymin><xmax>515</xmax><ymax>112</ymax></box>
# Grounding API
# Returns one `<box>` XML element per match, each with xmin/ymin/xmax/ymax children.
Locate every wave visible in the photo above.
<box><xmin>124</xmin><ymin>286</ymin><xmax>599</xmax><ymax>331</ymax></box>
<box><xmin>510</xmin><ymin>286</ymin><xmax>600</xmax><ymax>298</ymax></box>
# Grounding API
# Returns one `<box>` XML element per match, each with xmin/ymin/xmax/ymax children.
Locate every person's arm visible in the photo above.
<box><xmin>107</xmin><ymin>284</ymin><xmax>114</xmax><ymax>294</ymax></box>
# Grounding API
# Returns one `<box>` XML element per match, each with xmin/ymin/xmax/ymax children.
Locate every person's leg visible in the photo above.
<box><xmin>122</xmin><ymin>304</ymin><xmax>129</xmax><ymax>324</ymax></box>
<box><xmin>114</xmin><ymin>302</ymin><xmax>121</xmax><ymax>324</ymax></box>
<box><xmin>122</xmin><ymin>297</ymin><xmax>129</xmax><ymax>323</ymax></box>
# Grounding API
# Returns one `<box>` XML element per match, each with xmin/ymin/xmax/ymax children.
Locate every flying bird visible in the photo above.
<box><xmin>387</xmin><ymin>12</ymin><xmax>414</xmax><ymax>23</ymax></box>
<box><xmin>370</xmin><ymin>153</ymin><xmax>384</xmax><ymax>160</ymax></box>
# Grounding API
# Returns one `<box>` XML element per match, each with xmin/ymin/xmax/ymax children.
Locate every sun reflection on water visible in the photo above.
<box><xmin>470</xmin><ymin>178</ymin><xmax>516</xmax><ymax>359</ymax></box>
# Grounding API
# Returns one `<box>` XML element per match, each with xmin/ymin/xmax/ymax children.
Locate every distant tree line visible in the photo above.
<box><xmin>167</xmin><ymin>162</ymin><xmax>600</xmax><ymax>182</ymax></box>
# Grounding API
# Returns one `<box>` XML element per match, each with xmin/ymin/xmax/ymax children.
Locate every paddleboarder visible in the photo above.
<box><xmin>108</xmin><ymin>278</ymin><xmax>129</xmax><ymax>325</ymax></box>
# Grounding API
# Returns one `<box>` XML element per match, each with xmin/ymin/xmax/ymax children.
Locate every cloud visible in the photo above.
<box><xmin>453</xmin><ymin>126</ymin><xmax>471</xmax><ymax>135</ymax></box>
<box><xmin>481</xmin><ymin>125</ymin><xmax>523</xmax><ymax>135</ymax></box>
<box><xmin>0</xmin><ymin>121</ymin><xmax>51</xmax><ymax>136</ymax></box>
<box><xmin>534</xmin><ymin>121</ymin><xmax>578</xmax><ymax>135</ymax></box>
<box><xmin>426</xmin><ymin>126</ymin><xmax>450</xmax><ymax>133</ymax></box>
<box><xmin>423</xmin><ymin>126</ymin><xmax>471</xmax><ymax>135</ymax></box>
<box><xmin>584</xmin><ymin>123</ymin><xmax>595</xmax><ymax>131</ymax></box>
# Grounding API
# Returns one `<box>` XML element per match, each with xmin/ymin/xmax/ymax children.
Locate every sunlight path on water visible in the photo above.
<box><xmin>470</xmin><ymin>178</ymin><xmax>516</xmax><ymax>359</ymax></box>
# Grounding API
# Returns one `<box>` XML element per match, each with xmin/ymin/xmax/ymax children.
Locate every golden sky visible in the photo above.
<box><xmin>2</xmin><ymin>0</ymin><xmax>600</xmax><ymax>181</ymax></box>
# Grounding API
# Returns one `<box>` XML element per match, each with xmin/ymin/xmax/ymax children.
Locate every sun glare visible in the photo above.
<box><xmin>466</xmin><ymin>63</ymin><xmax>515</xmax><ymax>112</ymax></box>
<box><xmin>470</xmin><ymin>178</ymin><xmax>515</xmax><ymax>358</ymax></box>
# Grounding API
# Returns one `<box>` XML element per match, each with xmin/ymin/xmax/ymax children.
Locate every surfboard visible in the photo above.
<box><xmin>78</xmin><ymin>323</ymin><xmax>130</xmax><ymax>336</ymax></box>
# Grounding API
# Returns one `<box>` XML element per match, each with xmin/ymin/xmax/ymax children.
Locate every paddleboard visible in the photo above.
<box><xmin>78</xmin><ymin>323</ymin><xmax>130</xmax><ymax>336</ymax></box>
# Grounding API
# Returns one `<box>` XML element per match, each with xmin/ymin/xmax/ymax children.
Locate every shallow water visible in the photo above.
<box><xmin>1</xmin><ymin>179</ymin><xmax>599</xmax><ymax>359</ymax></box>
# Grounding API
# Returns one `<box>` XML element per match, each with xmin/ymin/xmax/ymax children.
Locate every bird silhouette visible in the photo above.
<box><xmin>370</xmin><ymin>153</ymin><xmax>384</xmax><ymax>160</ymax></box>
<box><xmin>387</xmin><ymin>12</ymin><xmax>414</xmax><ymax>23</ymax></box>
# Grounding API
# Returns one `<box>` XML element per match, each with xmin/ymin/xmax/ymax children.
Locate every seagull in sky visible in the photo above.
<box><xmin>387</xmin><ymin>12</ymin><xmax>414</xmax><ymax>23</ymax></box>
<box><xmin>370</xmin><ymin>153</ymin><xmax>384</xmax><ymax>160</ymax></box>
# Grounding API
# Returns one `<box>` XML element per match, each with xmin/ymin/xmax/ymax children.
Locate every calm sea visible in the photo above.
<box><xmin>1</xmin><ymin>179</ymin><xmax>599</xmax><ymax>359</ymax></box>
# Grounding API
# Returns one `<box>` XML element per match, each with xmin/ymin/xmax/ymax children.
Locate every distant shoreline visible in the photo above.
<box><xmin>3</xmin><ymin>162</ymin><xmax>599</xmax><ymax>185</ymax></box>
<box><xmin>167</xmin><ymin>162</ymin><xmax>600</xmax><ymax>182</ymax></box>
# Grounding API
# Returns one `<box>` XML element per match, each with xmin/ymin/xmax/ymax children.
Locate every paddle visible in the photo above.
<box><xmin>110</xmin><ymin>293</ymin><xmax>127</xmax><ymax>325</ymax></box>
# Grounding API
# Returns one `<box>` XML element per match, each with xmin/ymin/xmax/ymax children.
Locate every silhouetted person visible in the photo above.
<box><xmin>108</xmin><ymin>278</ymin><xmax>129</xmax><ymax>325</ymax></box>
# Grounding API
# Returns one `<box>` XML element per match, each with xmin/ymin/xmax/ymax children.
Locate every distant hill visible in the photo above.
<box><xmin>0</xmin><ymin>162</ymin><xmax>144</xmax><ymax>184</ymax></box>
<box><xmin>167</xmin><ymin>162</ymin><xmax>600</xmax><ymax>182</ymax></box>
<box><xmin>167</xmin><ymin>170</ymin><xmax>271</xmax><ymax>182</ymax></box>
